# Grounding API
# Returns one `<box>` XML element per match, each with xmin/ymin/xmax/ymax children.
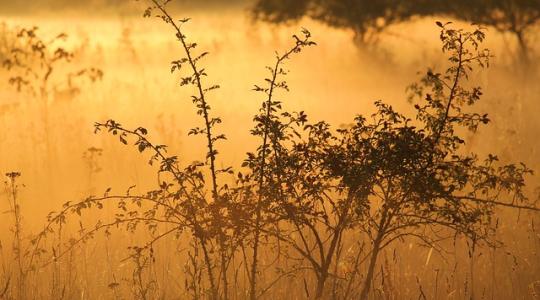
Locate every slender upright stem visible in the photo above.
<box><xmin>149</xmin><ymin>2</ymin><xmax>224</xmax><ymax>297</ymax></box>
<box><xmin>151</xmin><ymin>0</ymin><xmax>219</xmax><ymax>197</ymax></box>
<box><xmin>249</xmin><ymin>37</ymin><xmax>313</xmax><ymax>299</ymax></box>
<box><xmin>359</xmin><ymin>207</ymin><xmax>390</xmax><ymax>300</ymax></box>
<box><xmin>6</xmin><ymin>173</ymin><xmax>24</xmax><ymax>299</ymax></box>
<box><xmin>250</xmin><ymin>56</ymin><xmax>280</xmax><ymax>300</ymax></box>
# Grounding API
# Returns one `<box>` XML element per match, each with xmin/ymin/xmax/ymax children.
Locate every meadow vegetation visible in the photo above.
<box><xmin>1</xmin><ymin>0</ymin><xmax>540</xmax><ymax>299</ymax></box>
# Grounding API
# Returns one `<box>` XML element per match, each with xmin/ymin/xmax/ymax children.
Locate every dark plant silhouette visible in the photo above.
<box><xmin>21</xmin><ymin>2</ymin><xmax>540</xmax><ymax>299</ymax></box>
<box><xmin>239</xmin><ymin>22</ymin><xmax>540</xmax><ymax>298</ymax></box>
<box><xmin>3</xmin><ymin>172</ymin><xmax>24</xmax><ymax>299</ymax></box>
<box><xmin>246</xmin><ymin>27</ymin><xmax>315</xmax><ymax>300</ymax></box>
<box><xmin>341</xmin><ymin>22</ymin><xmax>537</xmax><ymax>298</ymax></box>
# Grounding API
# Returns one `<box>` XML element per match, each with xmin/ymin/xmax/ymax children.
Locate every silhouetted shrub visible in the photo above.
<box><xmin>18</xmin><ymin>1</ymin><xmax>539</xmax><ymax>299</ymax></box>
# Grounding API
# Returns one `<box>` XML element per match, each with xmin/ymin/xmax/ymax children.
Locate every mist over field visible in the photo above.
<box><xmin>0</xmin><ymin>0</ymin><xmax>250</xmax><ymax>15</ymax></box>
<box><xmin>0</xmin><ymin>0</ymin><xmax>539</xmax><ymax>299</ymax></box>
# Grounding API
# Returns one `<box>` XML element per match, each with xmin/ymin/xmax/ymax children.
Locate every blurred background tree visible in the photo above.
<box><xmin>252</xmin><ymin>0</ymin><xmax>540</xmax><ymax>60</ymax></box>
<box><xmin>2</xmin><ymin>0</ymin><xmax>537</xmax><ymax>60</ymax></box>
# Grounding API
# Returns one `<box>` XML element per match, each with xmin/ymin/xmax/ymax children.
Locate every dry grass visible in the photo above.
<box><xmin>0</xmin><ymin>2</ymin><xmax>539</xmax><ymax>299</ymax></box>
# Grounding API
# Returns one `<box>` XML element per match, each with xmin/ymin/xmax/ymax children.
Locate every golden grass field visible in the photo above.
<box><xmin>0</xmin><ymin>1</ymin><xmax>539</xmax><ymax>299</ymax></box>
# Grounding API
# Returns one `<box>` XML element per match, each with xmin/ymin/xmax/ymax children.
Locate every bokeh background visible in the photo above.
<box><xmin>0</xmin><ymin>0</ymin><xmax>539</xmax><ymax>298</ymax></box>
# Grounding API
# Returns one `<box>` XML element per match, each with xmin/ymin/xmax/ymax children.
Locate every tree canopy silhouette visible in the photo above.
<box><xmin>253</xmin><ymin>0</ymin><xmax>540</xmax><ymax>59</ymax></box>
